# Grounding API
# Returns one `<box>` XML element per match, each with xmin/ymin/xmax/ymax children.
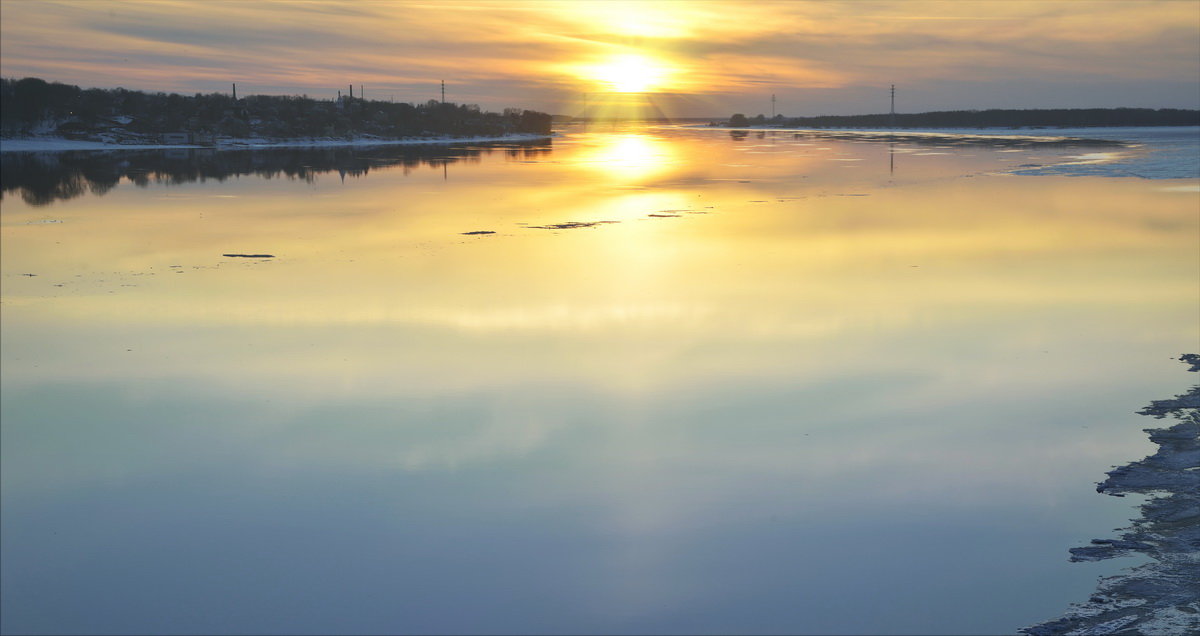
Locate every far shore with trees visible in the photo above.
<box><xmin>0</xmin><ymin>77</ymin><xmax>553</xmax><ymax>145</ymax></box>
<box><xmin>723</xmin><ymin>108</ymin><xmax>1199</xmax><ymax>130</ymax></box>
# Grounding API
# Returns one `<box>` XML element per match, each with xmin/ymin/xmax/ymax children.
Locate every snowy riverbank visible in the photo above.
<box><xmin>1022</xmin><ymin>354</ymin><xmax>1200</xmax><ymax>635</ymax></box>
<box><xmin>697</xmin><ymin>123</ymin><xmax>1198</xmax><ymax>142</ymax></box>
<box><xmin>0</xmin><ymin>133</ymin><xmax>553</xmax><ymax>153</ymax></box>
<box><xmin>693</xmin><ymin>125</ymin><xmax>1200</xmax><ymax>179</ymax></box>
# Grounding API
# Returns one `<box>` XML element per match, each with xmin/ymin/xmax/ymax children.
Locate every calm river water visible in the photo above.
<box><xmin>2</xmin><ymin>125</ymin><xmax>1197</xmax><ymax>634</ymax></box>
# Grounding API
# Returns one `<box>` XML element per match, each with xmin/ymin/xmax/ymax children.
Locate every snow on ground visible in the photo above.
<box><xmin>696</xmin><ymin>123</ymin><xmax>1197</xmax><ymax>140</ymax></box>
<box><xmin>0</xmin><ymin>138</ymin><xmax>194</xmax><ymax>151</ymax></box>
<box><xmin>1013</xmin><ymin>128</ymin><xmax>1199</xmax><ymax>179</ymax></box>
<box><xmin>695</xmin><ymin>125</ymin><xmax>1200</xmax><ymax>179</ymax></box>
<box><xmin>1021</xmin><ymin>354</ymin><xmax>1200</xmax><ymax>636</ymax></box>
<box><xmin>701</xmin><ymin>124</ymin><xmax>1098</xmax><ymax>143</ymax></box>
<box><xmin>0</xmin><ymin>133</ymin><xmax>552</xmax><ymax>153</ymax></box>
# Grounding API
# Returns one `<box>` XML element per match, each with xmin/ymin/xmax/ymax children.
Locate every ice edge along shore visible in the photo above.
<box><xmin>1022</xmin><ymin>354</ymin><xmax>1200</xmax><ymax>636</ymax></box>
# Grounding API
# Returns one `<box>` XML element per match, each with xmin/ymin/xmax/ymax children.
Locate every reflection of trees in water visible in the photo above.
<box><xmin>1</xmin><ymin>141</ymin><xmax>553</xmax><ymax>206</ymax></box>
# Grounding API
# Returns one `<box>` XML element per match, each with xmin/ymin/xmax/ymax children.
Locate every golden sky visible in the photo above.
<box><xmin>1</xmin><ymin>0</ymin><xmax>1197</xmax><ymax>116</ymax></box>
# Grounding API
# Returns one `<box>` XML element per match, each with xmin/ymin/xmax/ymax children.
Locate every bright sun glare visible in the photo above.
<box><xmin>588</xmin><ymin>54</ymin><xmax>669</xmax><ymax>93</ymax></box>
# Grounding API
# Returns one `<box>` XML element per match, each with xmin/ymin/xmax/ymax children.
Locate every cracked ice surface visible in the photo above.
<box><xmin>1022</xmin><ymin>354</ymin><xmax>1200</xmax><ymax>635</ymax></box>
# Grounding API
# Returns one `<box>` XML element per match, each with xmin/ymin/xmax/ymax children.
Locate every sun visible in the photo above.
<box><xmin>586</xmin><ymin>54</ymin><xmax>670</xmax><ymax>93</ymax></box>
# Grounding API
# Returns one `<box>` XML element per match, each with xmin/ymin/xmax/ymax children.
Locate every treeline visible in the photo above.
<box><xmin>0</xmin><ymin>77</ymin><xmax>553</xmax><ymax>141</ymax></box>
<box><xmin>727</xmin><ymin>108</ymin><xmax>1200</xmax><ymax>129</ymax></box>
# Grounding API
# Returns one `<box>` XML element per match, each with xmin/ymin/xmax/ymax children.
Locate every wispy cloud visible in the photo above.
<box><xmin>1</xmin><ymin>0</ymin><xmax>1195</xmax><ymax>115</ymax></box>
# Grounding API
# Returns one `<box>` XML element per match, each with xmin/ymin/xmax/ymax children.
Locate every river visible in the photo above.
<box><xmin>2</xmin><ymin>124</ymin><xmax>1197</xmax><ymax>634</ymax></box>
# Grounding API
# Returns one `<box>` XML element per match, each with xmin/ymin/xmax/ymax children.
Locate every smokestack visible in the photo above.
<box><xmin>232</xmin><ymin>83</ymin><xmax>237</xmax><ymax>101</ymax></box>
<box><xmin>349</xmin><ymin>84</ymin><xmax>353</xmax><ymax>101</ymax></box>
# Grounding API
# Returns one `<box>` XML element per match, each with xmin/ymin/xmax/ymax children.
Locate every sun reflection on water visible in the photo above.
<box><xmin>574</xmin><ymin>133</ymin><xmax>677</xmax><ymax>182</ymax></box>
<box><xmin>1</xmin><ymin>125</ymin><xmax>1197</xmax><ymax>635</ymax></box>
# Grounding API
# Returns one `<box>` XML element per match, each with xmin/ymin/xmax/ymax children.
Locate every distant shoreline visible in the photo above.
<box><xmin>721</xmin><ymin>107</ymin><xmax>1199</xmax><ymax>130</ymax></box>
<box><xmin>2</xmin><ymin>77</ymin><xmax>555</xmax><ymax>150</ymax></box>
<box><xmin>0</xmin><ymin>133</ymin><xmax>553</xmax><ymax>153</ymax></box>
<box><xmin>699</xmin><ymin>124</ymin><xmax>1200</xmax><ymax>132</ymax></box>
<box><xmin>698</xmin><ymin>124</ymin><xmax>1200</xmax><ymax>145</ymax></box>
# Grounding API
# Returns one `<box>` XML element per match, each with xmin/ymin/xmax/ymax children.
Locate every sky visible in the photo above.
<box><xmin>1</xmin><ymin>0</ymin><xmax>1198</xmax><ymax>118</ymax></box>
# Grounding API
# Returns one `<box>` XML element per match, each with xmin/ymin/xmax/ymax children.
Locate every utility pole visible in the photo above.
<box><xmin>889</xmin><ymin>84</ymin><xmax>896</xmax><ymax>127</ymax></box>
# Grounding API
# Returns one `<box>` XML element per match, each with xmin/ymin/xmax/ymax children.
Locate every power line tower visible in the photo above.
<box><xmin>771</xmin><ymin>94</ymin><xmax>776</xmax><ymax>118</ymax></box>
<box><xmin>441</xmin><ymin>80</ymin><xmax>445</xmax><ymax>104</ymax></box>
<box><xmin>889</xmin><ymin>84</ymin><xmax>896</xmax><ymax>127</ymax></box>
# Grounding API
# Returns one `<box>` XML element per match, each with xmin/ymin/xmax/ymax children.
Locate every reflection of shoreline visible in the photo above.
<box><xmin>0</xmin><ymin>133</ymin><xmax>553</xmax><ymax>154</ymax></box>
<box><xmin>0</xmin><ymin>140</ymin><xmax>553</xmax><ymax>206</ymax></box>
<box><xmin>1022</xmin><ymin>354</ymin><xmax>1200</xmax><ymax>635</ymax></box>
<box><xmin>721</xmin><ymin>126</ymin><xmax>1126</xmax><ymax>148</ymax></box>
<box><xmin>716</xmin><ymin>126</ymin><xmax>1200</xmax><ymax>179</ymax></box>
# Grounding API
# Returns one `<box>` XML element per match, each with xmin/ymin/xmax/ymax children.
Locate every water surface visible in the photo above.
<box><xmin>2</xmin><ymin>125</ymin><xmax>1197</xmax><ymax>634</ymax></box>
